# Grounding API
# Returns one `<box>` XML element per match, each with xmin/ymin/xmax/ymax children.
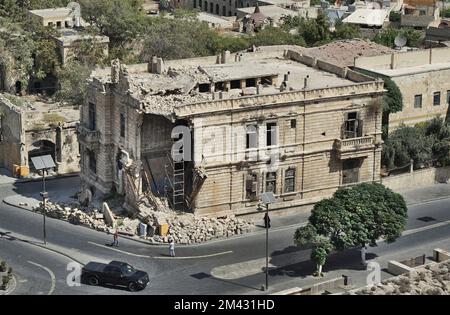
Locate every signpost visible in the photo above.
<box><xmin>31</xmin><ymin>155</ymin><xmax>56</xmax><ymax>245</ymax></box>
<box><xmin>259</xmin><ymin>192</ymin><xmax>276</xmax><ymax>291</ymax></box>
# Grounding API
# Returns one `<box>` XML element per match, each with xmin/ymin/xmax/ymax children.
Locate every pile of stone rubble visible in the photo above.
<box><xmin>350</xmin><ymin>261</ymin><xmax>450</xmax><ymax>295</ymax></box>
<box><xmin>141</xmin><ymin>208</ymin><xmax>255</xmax><ymax>244</ymax></box>
<box><xmin>33</xmin><ymin>200</ymin><xmax>255</xmax><ymax>244</ymax></box>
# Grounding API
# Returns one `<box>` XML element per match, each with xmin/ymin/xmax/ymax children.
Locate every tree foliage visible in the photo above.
<box><xmin>294</xmin><ymin>183</ymin><xmax>408</xmax><ymax>275</ymax></box>
<box><xmin>383</xmin><ymin>117</ymin><xmax>450</xmax><ymax>170</ymax></box>
<box><xmin>373</xmin><ymin>28</ymin><xmax>423</xmax><ymax>48</ymax></box>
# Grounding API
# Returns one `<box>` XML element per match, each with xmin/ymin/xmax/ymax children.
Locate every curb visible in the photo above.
<box><xmin>0</xmin><ymin>275</ymin><xmax>17</xmax><ymax>296</ymax></box>
<box><xmin>4</xmin><ymin>190</ymin><xmax>450</xmax><ymax>249</ymax></box>
<box><xmin>14</xmin><ymin>173</ymin><xmax>80</xmax><ymax>184</ymax></box>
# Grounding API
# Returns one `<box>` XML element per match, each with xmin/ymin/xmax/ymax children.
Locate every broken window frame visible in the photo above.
<box><xmin>265</xmin><ymin>172</ymin><xmax>277</xmax><ymax>194</ymax></box>
<box><xmin>342</xmin><ymin>112</ymin><xmax>363</xmax><ymax>139</ymax></box>
<box><xmin>433</xmin><ymin>92</ymin><xmax>441</xmax><ymax>106</ymax></box>
<box><xmin>284</xmin><ymin>168</ymin><xmax>296</xmax><ymax>193</ymax></box>
<box><xmin>266</xmin><ymin>122</ymin><xmax>278</xmax><ymax>147</ymax></box>
<box><xmin>88</xmin><ymin>102</ymin><xmax>96</xmax><ymax>131</ymax></box>
<box><xmin>245</xmin><ymin>172</ymin><xmax>259</xmax><ymax>201</ymax></box>
<box><xmin>198</xmin><ymin>83</ymin><xmax>210</xmax><ymax>93</ymax></box>
<box><xmin>230</xmin><ymin>80</ymin><xmax>241</xmax><ymax>89</ymax></box>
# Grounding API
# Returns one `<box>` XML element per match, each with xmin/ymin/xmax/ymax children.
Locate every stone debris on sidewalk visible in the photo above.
<box><xmin>32</xmin><ymin>199</ymin><xmax>255</xmax><ymax>244</ymax></box>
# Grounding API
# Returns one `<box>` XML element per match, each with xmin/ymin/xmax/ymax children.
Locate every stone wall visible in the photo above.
<box><xmin>0</xmin><ymin>96</ymin><xmax>26</xmax><ymax>172</ymax></box>
<box><xmin>381</xmin><ymin>166</ymin><xmax>450</xmax><ymax>191</ymax></box>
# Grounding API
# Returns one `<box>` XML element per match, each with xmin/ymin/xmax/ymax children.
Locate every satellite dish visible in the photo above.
<box><xmin>372</xmin><ymin>1</ymin><xmax>382</xmax><ymax>9</ymax></box>
<box><xmin>67</xmin><ymin>2</ymin><xmax>81</xmax><ymax>17</ymax></box>
<box><xmin>394</xmin><ymin>35</ymin><xmax>407</xmax><ymax>49</ymax></box>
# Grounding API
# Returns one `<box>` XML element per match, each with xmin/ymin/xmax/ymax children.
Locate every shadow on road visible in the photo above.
<box><xmin>268</xmin><ymin>246</ymin><xmax>379</xmax><ymax>278</ymax></box>
<box><xmin>190</xmin><ymin>272</ymin><xmax>263</xmax><ymax>292</ymax></box>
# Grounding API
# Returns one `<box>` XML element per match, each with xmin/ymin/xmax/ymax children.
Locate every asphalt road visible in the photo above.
<box><xmin>1</xmin><ymin>177</ymin><xmax>450</xmax><ymax>295</ymax></box>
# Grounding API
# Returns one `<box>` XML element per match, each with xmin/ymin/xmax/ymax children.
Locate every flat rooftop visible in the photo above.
<box><xmin>56</xmin><ymin>29</ymin><xmax>110</xmax><ymax>45</ymax></box>
<box><xmin>29</xmin><ymin>8</ymin><xmax>72</xmax><ymax>18</ymax></box>
<box><xmin>363</xmin><ymin>62</ymin><xmax>450</xmax><ymax>77</ymax></box>
<box><xmin>117</xmin><ymin>56</ymin><xmax>355</xmax><ymax>115</ymax></box>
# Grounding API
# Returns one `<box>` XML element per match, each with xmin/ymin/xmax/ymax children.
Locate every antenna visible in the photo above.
<box><xmin>394</xmin><ymin>35</ymin><xmax>407</xmax><ymax>50</ymax></box>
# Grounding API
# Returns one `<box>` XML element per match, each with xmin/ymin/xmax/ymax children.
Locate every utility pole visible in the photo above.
<box><xmin>260</xmin><ymin>192</ymin><xmax>276</xmax><ymax>292</ymax></box>
<box><xmin>32</xmin><ymin>155</ymin><xmax>56</xmax><ymax>246</ymax></box>
<box><xmin>40</xmin><ymin>170</ymin><xmax>48</xmax><ymax>245</ymax></box>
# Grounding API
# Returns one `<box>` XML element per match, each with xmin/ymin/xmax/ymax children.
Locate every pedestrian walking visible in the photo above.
<box><xmin>264</xmin><ymin>213</ymin><xmax>271</xmax><ymax>229</ymax></box>
<box><xmin>112</xmin><ymin>229</ymin><xmax>119</xmax><ymax>247</ymax></box>
<box><xmin>169</xmin><ymin>239</ymin><xmax>175</xmax><ymax>257</ymax></box>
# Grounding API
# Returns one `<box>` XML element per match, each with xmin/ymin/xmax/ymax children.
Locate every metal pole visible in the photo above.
<box><xmin>43</xmin><ymin>169</ymin><xmax>47</xmax><ymax>245</ymax></box>
<box><xmin>265</xmin><ymin>204</ymin><xmax>269</xmax><ymax>291</ymax></box>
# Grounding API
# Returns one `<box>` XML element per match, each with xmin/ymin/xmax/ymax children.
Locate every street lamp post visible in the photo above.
<box><xmin>31</xmin><ymin>155</ymin><xmax>56</xmax><ymax>246</ymax></box>
<box><xmin>260</xmin><ymin>192</ymin><xmax>276</xmax><ymax>292</ymax></box>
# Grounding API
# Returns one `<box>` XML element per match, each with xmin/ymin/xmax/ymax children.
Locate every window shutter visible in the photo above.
<box><xmin>357</xmin><ymin>112</ymin><xmax>363</xmax><ymax>137</ymax></box>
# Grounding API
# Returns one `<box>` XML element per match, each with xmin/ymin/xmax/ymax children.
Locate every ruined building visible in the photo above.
<box><xmin>0</xmin><ymin>94</ymin><xmax>80</xmax><ymax>176</ymax></box>
<box><xmin>79</xmin><ymin>47</ymin><xmax>385</xmax><ymax>217</ymax></box>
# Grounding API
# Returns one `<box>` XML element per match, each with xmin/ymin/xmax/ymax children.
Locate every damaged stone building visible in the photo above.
<box><xmin>80</xmin><ymin>47</ymin><xmax>385</xmax><ymax>217</ymax></box>
<box><xmin>0</xmin><ymin>94</ymin><xmax>80</xmax><ymax>176</ymax></box>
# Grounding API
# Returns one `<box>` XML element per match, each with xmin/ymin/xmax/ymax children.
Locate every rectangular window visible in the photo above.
<box><xmin>266</xmin><ymin>172</ymin><xmax>277</xmax><ymax>193</ymax></box>
<box><xmin>290</xmin><ymin>119</ymin><xmax>297</xmax><ymax>129</ymax></box>
<box><xmin>246</xmin><ymin>124</ymin><xmax>258</xmax><ymax>149</ymax></box>
<box><xmin>230</xmin><ymin>80</ymin><xmax>240</xmax><ymax>89</ymax></box>
<box><xmin>343</xmin><ymin>112</ymin><xmax>362</xmax><ymax>139</ymax></box>
<box><xmin>245</xmin><ymin>173</ymin><xmax>258</xmax><ymax>200</ymax></box>
<box><xmin>433</xmin><ymin>92</ymin><xmax>441</xmax><ymax>106</ymax></box>
<box><xmin>266</xmin><ymin>122</ymin><xmax>277</xmax><ymax>146</ymax></box>
<box><xmin>56</xmin><ymin>21</ymin><xmax>62</xmax><ymax>28</ymax></box>
<box><xmin>447</xmin><ymin>90</ymin><xmax>450</xmax><ymax>105</ymax></box>
<box><xmin>88</xmin><ymin>150</ymin><xmax>97</xmax><ymax>174</ymax></box>
<box><xmin>246</xmin><ymin>78</ymin><xmax>256</xmax><ymax>87</ymax></box>
<box><xmin>284</xmin><ymin>168</ymin><xmax>296</xmax><ymax>193</ymax></box>
<box><xmin>342</xmin><ymin>159</ymin><xmax>361</xmax><ymax>185</ymax></box>
<box><xmin>88</xmin><ymin>102</ymin><xmax>96</xmax><ymax>130</ymax></box>
<box><xmin>199</xmin><ymin>83</ymin><xmax>210</xmax><ymax>93</ymax></box>
<box><xmin>414</xmin><ymin>94</ymin><xmax>422</xmax><ymax>108</ymax></box>
<box><xmin>120</xmin><ymin>113</ymin><xmax>126</xmax><ymax>138</ymax></box>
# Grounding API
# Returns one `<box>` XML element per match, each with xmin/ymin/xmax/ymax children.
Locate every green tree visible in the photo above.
<box><xmin>251</xmin><ymin>26</ymin><xmax>306</xmax><ymax>47</ymax></box>
<box><xmin>294</xmin><ymin>183</ymin><xmax>408</xmax><ymax>276</ymax></box>
<box><xmin>373</xmin><ymin>28</ymin><xmax>423</xmax><ymax>48</ymax></box>
<box><xmin>54</xmin><ymin>61</ymin><xmax>92</xmax><ymax>105</ymax></box>
<box><xmin>333</xmin><ymin>19</ymin><xmax>361</xmax><ymax>40</ymax></box>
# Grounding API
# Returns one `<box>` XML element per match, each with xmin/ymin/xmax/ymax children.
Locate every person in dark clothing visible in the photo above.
<box><xmin>264</xmin><ymin>213</ymin><xmax>271</xmax><ymax>228</ymax></box>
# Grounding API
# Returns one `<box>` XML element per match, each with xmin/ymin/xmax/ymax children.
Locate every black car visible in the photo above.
<box><xmin>81</xmin><ymin>261</ymin><xmax>149</xmax><ymax>291</ymax></box>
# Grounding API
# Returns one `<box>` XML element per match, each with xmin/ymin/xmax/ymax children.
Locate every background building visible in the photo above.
<box><xmin>354</xmin><ymin>47</ymin><xmax>450</xmax><ymax>130</ymax></box>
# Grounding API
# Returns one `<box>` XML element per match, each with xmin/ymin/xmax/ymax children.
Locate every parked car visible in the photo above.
<box><xmin>81</xmin><ymin>261</ymin><xmax>149</xmax><ymax>291</ymax></box>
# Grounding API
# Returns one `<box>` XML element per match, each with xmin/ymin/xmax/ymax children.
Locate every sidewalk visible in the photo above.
<box><xmin>4</xmin><ymin>179</ymin><xmax>450</xmax><ymax>246</ymax></box>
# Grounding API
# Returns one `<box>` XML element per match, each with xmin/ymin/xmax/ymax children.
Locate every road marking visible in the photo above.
<box><xmin>27</xmin><ymin>261</ymin><xmax>56</xmax><ymax>295</ymax></box>
<box><xmin>402</xmin><ymin>219</ymin><xmax>450</xmax><ymax>237</ymax></box>
<box><xmin>87</xmin><ymin>241</ymin><xmax>233</xmax><ymax>259</ymax></box>
<box><xmin>211</xmin><ymin>219</ymin><xmax>450</xmax><ymax>280</ymax></box>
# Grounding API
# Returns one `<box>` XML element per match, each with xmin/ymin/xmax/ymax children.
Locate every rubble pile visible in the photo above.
<box><xmin>350</xmin><ymin>262</ymin><xmax>450</xmax><ymax>295</ymax></box>
<box><xmin>141</xmin><ymin>209</ymin><xmax>255</xmax><ymax>244</ymax></box>
<box><xmin>33</xmin><ymin>200</ymin><xmax>256</xmax><ymax>244</ymax></box>
<box><xmin>34</xmin><ymin>201</ymin><xmax>134</xmax><ymax>235</ymax></box>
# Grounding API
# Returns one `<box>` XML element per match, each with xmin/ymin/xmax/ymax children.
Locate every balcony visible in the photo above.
<box><xmin>335</xmin><ymin>136</ymin><xmax>375</xmax><ymax>159</ymax></box>
<box><xmin>77</xmin><ymin>124</ymin><xmax>101</xmax><ymax>150</ymax></box>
